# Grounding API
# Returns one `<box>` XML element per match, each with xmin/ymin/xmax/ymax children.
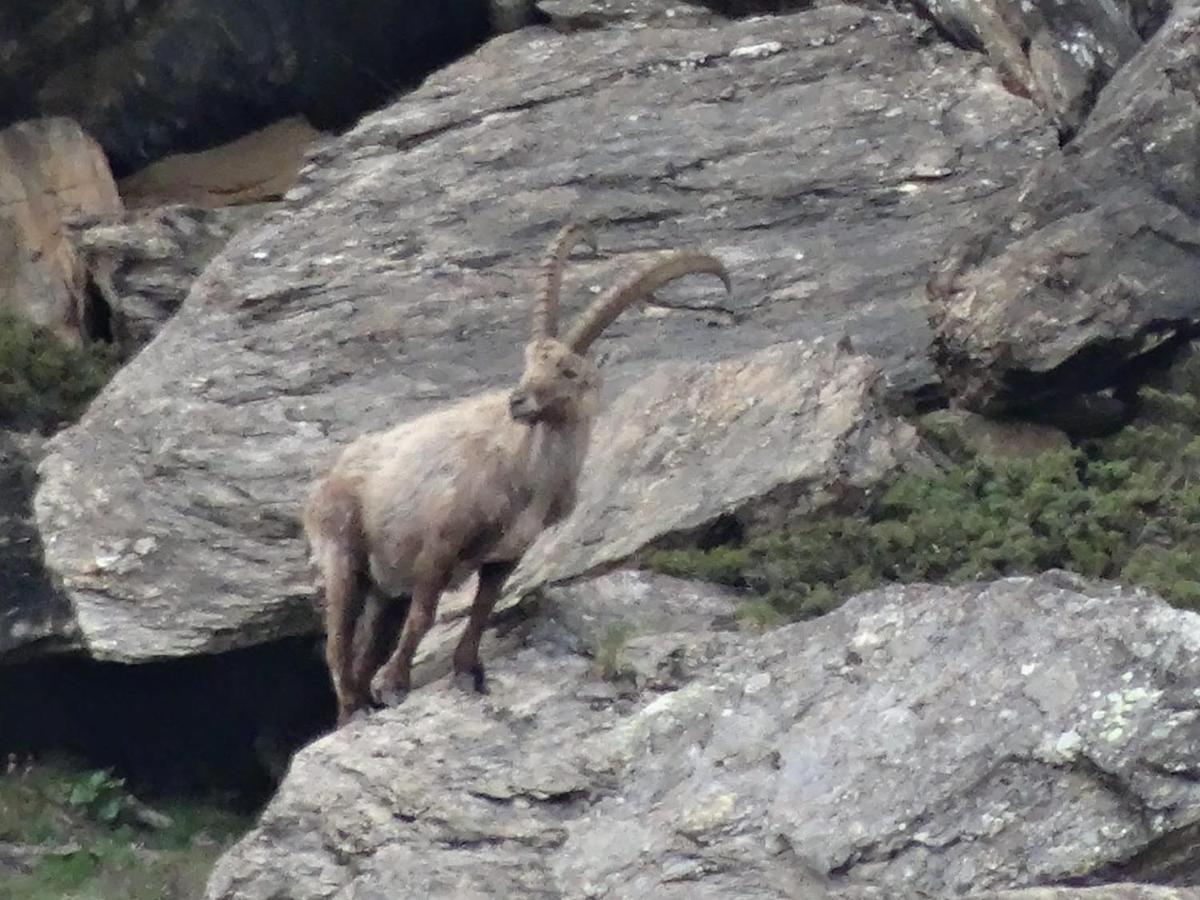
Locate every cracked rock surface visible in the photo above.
<box><xmin>69</xmin><ymin>203</ymin><xmax>272</xmax><ymax>353</ymax></box>
<box><xmin>977</xmin><ymin>890</ymin><xmax>1200</xmax><ymax>900</ymax></box>
<box><xmin>206</xmin><ymin>572</ymin><xmax>1200</xmax><ymax>898</ymax></box>
<box><xmin>929</xmin><ymin>0</ymin><xmax>1200</xmax><ymax>421</ymax></box>
<box><xmin>910</xmin><ymin>0</ymin><xmax>1164</xmax><ymax>134</ymax></box>
<box><xmin>30</xmin><ymin>3</ymin><xmax>1050</xmax><ymax>662</ymax></box>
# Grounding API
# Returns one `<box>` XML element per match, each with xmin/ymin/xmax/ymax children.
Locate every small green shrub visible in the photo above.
<box><xmin>0</xmin><ymin>312</ymin><xmax>119</xmax><ymax>431</ymax></box>
<box><xmin>0</xmin><ymin>757</ymin><xmax>250</xmax><ymax>900</ymax></box>
<box><xmin>65</xmin><ymin>768</ymin><xmax>129</xmax><ymax>825</ymax></box>
<box><xmin>644</xmin><ymin>374</ymin><xmax>1200</xmax><ymax>625</ymax></box>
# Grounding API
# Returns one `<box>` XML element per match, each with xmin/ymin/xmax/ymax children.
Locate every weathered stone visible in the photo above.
<box><xmin>33</xmin><ymin>6</ymin><xmax>1051</xmax><ymax>662</ymax></box>
<box><xmin>0</xmin><ymin>432</ymin><xmax>77</xmax><ymax>661</ymax></box>
<box><xmin>929</xmin><ymin>1</ymin><xmax>1200</xmax><ymax>421</ymax></box>
<box><xmin>118</xmin><ymin>117</ymin><xmax>324</xmax><ymax>209</ymax></box>
<box><xmin>536</xmin><ymin>568</ymin><xmax>741</xmax><ymax>650</ymax></box>
<box><xmin>537</xmin><ymin>0</ymin><xmax>720</xmax><ymax>28</ymax></box>
<box><xmin>910</xmin><ymin>0</ymin><xmax>1159</xmax><ymax>134</ymax></box>
<box><xmin>510</xmin><ymin>342</ymin><xmax>916</xmax><ymax>594</ymax></box>
<box><xmin>0</xmin><ymin>117</ymin><xmax>121</xmax><ymax>344</ymax></box>
<box><xmin>533</xmin><ymin>569</ymin><xmax>743</xmax><ymax>689</ymax></box>
<box><xmin>70</xmin><ymin>204</ymin><xmax>273</xmax><ymax>352</ymax></box>
<box><xmin>36</xmin><ymin>337</ymin><xmax>913</xmax><ymax>662</ymax></box>
<box><xmin>973</xmin><ymin>889</ymin><xmax>1200</xmax><ymax>900</ymax></box>
<box><xmin>206</xmin><ymin>573</ymin><xmax>1200</xmax><ymax>898</ymax></box>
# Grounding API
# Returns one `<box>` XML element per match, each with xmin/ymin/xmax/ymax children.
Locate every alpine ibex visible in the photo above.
<box><xmin>304</xmin><ymin>225</ymin><xmax>731</xmax><ymax>724</ymax></box>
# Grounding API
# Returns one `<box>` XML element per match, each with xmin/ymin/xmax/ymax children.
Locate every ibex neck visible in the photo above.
<box><xmin>525</xmin><ymin>417</ymin><xmax>590</xmax><ymax>483</ymax></box>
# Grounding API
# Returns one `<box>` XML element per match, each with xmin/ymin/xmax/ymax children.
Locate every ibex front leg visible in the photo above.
<box><xmin>351</xmin><ymin>589</ymin><xmax>411</xmax><ymax>706</ymax></box>
<box><xmin>370</xmin><ymin>572</ymin><xmax>450</xmax><ymax>707</ymax></box>
<box><xmin>452</xmin><ymin>560</ymin><xmax>516</xmax><ymax>694</ymax></box>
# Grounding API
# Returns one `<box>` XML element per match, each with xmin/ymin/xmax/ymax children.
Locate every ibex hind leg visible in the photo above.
<box><xmin>309</xmin><ymin>480</ymin><xmax>370</xmax><ymax>726</ymax></box>
<box><xmin>352</xmin><ymin>588</ymin><xmax>412</xmax><ymax>707</ymax></box>
<box><xmin>320</xmin><ymin>545</ymin><xmax>370</xmax><ymax>726</ymax></box>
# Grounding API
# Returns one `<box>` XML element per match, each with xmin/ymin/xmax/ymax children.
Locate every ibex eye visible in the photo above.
<box><xmin>561</xmin><ymin>367</ymin><xmax>578</xmax><ymax>379</ymax></box>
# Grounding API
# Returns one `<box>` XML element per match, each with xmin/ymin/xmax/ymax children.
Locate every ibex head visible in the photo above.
<box><xmin>508</xmin><ymin>223</ymin><xmax>731</xmax><ymax>426</ymax></box>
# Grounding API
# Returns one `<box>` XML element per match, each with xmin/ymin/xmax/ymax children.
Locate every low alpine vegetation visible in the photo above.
<box><xmin>645</xmin><ymin>354</ymin><xmax>1200</xmax><ymax>627</ymax></box>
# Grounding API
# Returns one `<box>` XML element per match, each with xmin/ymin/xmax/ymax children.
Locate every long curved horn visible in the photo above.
<box><xmin>564</xmin><ymin>251</ymin><xmax>731</xmax><ymax>352</ymax></box>
<box><xmin>532</xmin><ymin>222</ymin><xmax>597</xmax><ymax>340</ymax></box>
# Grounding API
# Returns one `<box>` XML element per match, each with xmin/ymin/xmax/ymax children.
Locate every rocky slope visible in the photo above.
<box><xmin>206</xmin><ymin>572</ymin><xmax>1200</xmax><ymax>898</ymax></box>
<box><xmin>32</xmin><ymin>3</ymin><xmax>1049</xmax><ymax>662</ymax></box>
<box><xmin>5</xmin><ymin>0</ymin><xmax>1200</xmax><ymax>895</ymax></box>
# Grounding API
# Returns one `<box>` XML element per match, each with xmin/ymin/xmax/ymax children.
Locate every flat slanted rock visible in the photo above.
<box><xmin>206</xmin><ymin>573</ymin><xmax>1200</xmax><ymax>898</ymax></box>
<box><xmin>34</xmin><ymin>5</ymin><xmax>1050</xmax><ymax>661</ymax></box>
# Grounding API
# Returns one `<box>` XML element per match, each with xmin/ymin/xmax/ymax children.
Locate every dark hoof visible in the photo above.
<box><xmin>338</xmin><ymin>707</ymin><xmax>371</xmax><ymax>728</ymax></box>
<box><xmin>369</xmin><ymin>674</ymin><xmax>410</xmax><ymax>708</ymax></box>
<box><xmin>336</xmin><ymin>694</ymin><xmax>370</xmax><ymax>727</ymax></box>
<box><xmin>452</xmin><ymin>664</ymin><xmax>488</xmax><ymax>695</ymax></box>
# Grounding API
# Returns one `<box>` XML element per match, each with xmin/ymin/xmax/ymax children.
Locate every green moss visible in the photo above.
<box><xmin>0</xmin><ymin>313</ymin><xmax>119</xmax><ymax>432</ymax></box>
<box><xmin>0</xmin><ymin>757</ymin><xmax>250</xmax><ymax>900</ymax></box>
<box><xmin>644</xmin><ymin>370</ymin><xmax>1200</xmax><ymax>625</ymax></box>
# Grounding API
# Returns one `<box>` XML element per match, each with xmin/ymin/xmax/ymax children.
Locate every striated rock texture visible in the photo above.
<box><xmin>70</xmin><ymin>204</ymin><xmax>272</xmax><ymax>352</ymax></box>
<box><xmin>31</xmin><ymin>4</ymin><xmax>1051</xmax><ymax>663</ymax></box>
<box><xmin>0</xmin><ymin>0</ymin><xmax>541</xmax><ymax>177</ymax></box>
<box><xmin>910</xmin><ymin>0</ymin><xmax>1166</xmax><ymax>135</ymax></box>
<box><xmin>977</xmin><ymin>890</ymin><xmax>1200</xmax><ymax>900</ymax></box>
<box><xmin>206</xmin><ymin>573</ymin><xmax>1200</xmax><ymax>898</ymax></box>
<box><xmin>0</xmin><ymin>117</ymin><xmax>121</xmax><ymax>344</ymax></box>
<box><xmin>538</xmin><ymin>0</ymin><xmax>722</xmax><ymax>28</ymax></box>
<box><xmin>929</xmin><ymin>0</ymin><xmax>1200</xmax><ymax>422</ymax></box>
<box><xmin>508</xmin><ymin>342</ymin><xmax>916</xmax><ymax>595</ymax></box>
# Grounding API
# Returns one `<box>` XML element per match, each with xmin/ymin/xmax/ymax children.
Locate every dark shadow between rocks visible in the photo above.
<box><xmin>998</xmin><ymin>323</ymin><xmax>1200</xmax><ymax>438</ymax></box>
<box><xmin>0</xmin><ymin>637</ymin><xmax>336</xmax><ymax>808</ymax></box>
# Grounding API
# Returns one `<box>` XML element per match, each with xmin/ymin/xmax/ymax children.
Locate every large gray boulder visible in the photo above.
<box><xmin>206</xmin><ymin>573</ymin><xmax>1200</xmax><ymax>898</ymax></box>
<box><xmin>31</xmin><ymin>5</ymin><xmax>1049</xmax><ymax>663</ymax></box>
<box><xmin>929</xmin><ymin>0</ymin><xmax>1200</xmax><ymax>421</ymax></box>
